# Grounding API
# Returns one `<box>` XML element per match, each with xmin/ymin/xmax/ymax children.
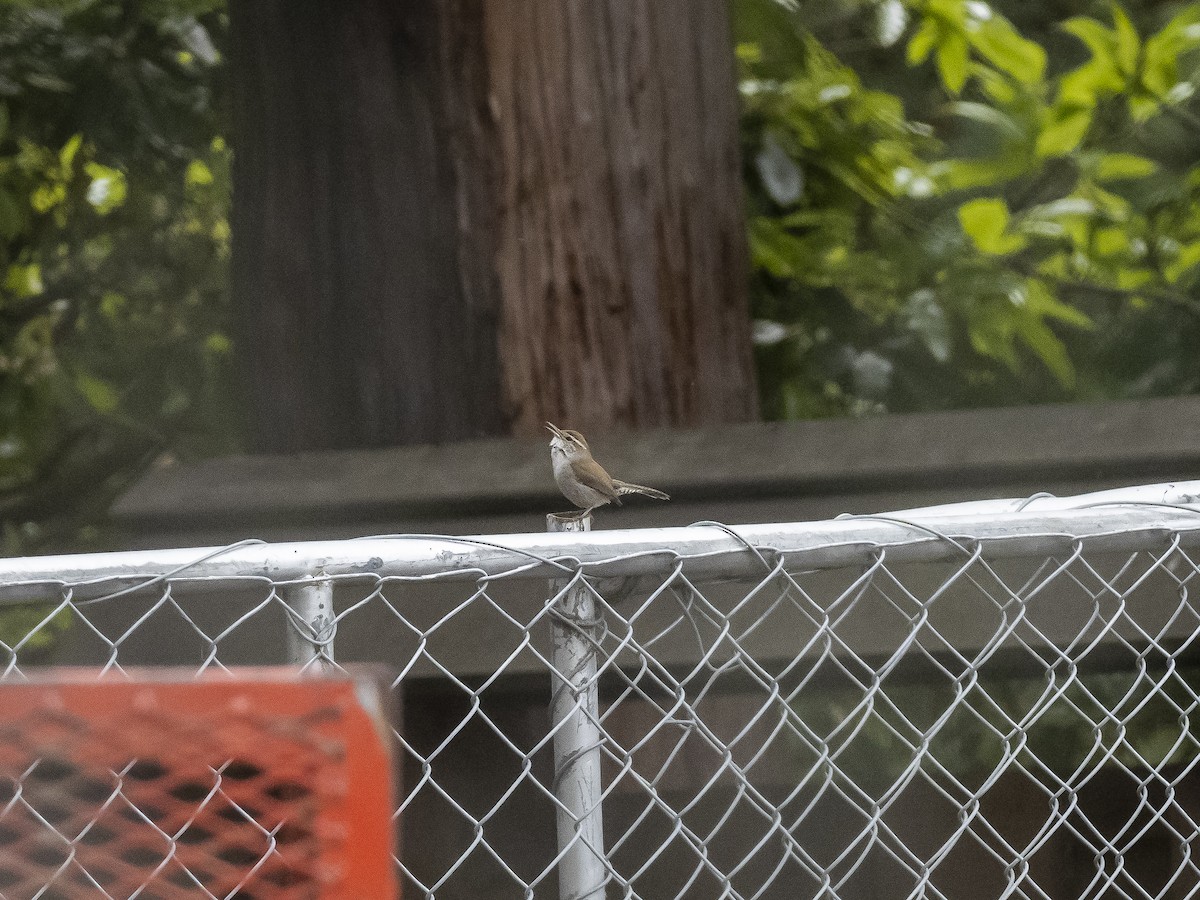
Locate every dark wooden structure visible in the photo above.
<box><xmin>115</xmin><ymin>396</ymin><xmax>1200</xmax><ymax>548</ymax></box>
<box><xmin>228</xmin><ymin>1</ymin><xmax>755</xmax><ymax>452</ymax></box>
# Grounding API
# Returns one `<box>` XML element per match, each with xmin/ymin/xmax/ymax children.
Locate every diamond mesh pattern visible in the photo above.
<box><xmin>0</xmin><ymin>676</ymin><xmax>393</xmax><ymax>899</ymax></box>
<box><xmin>0</xmin><ymin>739</ymin><xmax>317</xmax><ymax>899</ymax></box>
<box><xmin>1</xmin><ymin>511</ymin><xmax>1198</xmax><ymax>899</ymax></box>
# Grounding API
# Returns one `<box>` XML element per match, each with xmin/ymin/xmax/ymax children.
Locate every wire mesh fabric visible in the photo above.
<box><xmin>0</xmin><ymin>502</ymin><xmax>1198</xmax><ymax>898</ymax></box>
<box><xmin>0</xmin><ymin>674</ymin><xmax>394</xmax><ymax>900</ymax></box>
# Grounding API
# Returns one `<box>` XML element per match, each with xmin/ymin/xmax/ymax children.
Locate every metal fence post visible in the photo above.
<box><xmin>547</xmin><ymin>512</ymin><xmax>607</xmax><ymax>900</ymax></box>
<box><xmin>283</xmin><ymin>574</ymin><xmax>334</xmax><ymax>670</ymax></box>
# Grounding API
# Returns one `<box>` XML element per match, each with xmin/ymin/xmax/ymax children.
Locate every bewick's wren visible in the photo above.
<box><xmin>546</xmin><ymin>422</ymin><xmax>669</xmax><ymax>517</ymax></box>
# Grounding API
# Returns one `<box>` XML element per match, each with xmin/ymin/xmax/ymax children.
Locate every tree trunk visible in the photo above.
<box><xmin>230</xmin><ymin>0</ymin><xmax>755</xmax><ymax>452</ymax></box>
<box><xmin>228</xmin><ymin>2</ymin><xmax>503</xmax><ymax>452</ymax></box>
<box><xmin>472</xmin><ymin>0</ymin><xmax>758</xmax><ymax>434</ymax></box>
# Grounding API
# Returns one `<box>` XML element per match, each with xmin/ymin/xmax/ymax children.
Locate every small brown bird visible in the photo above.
<box><xmin>546</xmin><ymin>423</ymin><xmax>670</xmax><ymax>517</ymax></box>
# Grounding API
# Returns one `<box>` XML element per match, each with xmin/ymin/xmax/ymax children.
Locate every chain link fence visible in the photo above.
<box><xmin>2</xmin><ymin>482</ymin><xmax>1200</xmax><ymax>898</ymax></box>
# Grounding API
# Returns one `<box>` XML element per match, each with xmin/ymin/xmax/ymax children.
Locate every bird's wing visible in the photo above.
<box><xmin>571</xmin><ymin>457</ymin><xmax>621</xmax><ymax>500</ymax></box>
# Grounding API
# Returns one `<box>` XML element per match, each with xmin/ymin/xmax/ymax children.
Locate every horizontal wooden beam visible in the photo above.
<box><xmin>112</xmin><ymin>396</ymin><xmax>1200</xmax><ymax>533</ymax></box>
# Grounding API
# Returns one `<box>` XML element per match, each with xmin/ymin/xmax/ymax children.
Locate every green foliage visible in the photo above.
<box><xmin>0</xmin><ymin>0</ymin><xmax>235</xmax><ymax>556</ymax></box>
<box><xmin>0</xmin><ymin>601</ymin><xmax>70</xmax><ymax>654</ymax></box>
<box><xmin>792</xmin><ymin>663</ymin><xmax>1200</xmax><ymax>789</ymax></box>
<box><xmin>739</xmin><ymin>0</ymin><xmax>1200</xmax><ymax>417</ymax></box>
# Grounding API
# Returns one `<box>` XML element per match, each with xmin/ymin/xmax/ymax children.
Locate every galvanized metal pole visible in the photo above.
<box><xmin>283</xmin><ymin>575</ymin><xmax>334</xmax><ymax>671</ymax></box>
<box><xmin>547</xmin><ymin>512</ymin><xmax>607</xmax><ymax>900</ymax></box>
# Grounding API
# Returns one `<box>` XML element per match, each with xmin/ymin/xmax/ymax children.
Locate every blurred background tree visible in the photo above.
<box><xmin>0</xmin><ymin>0</ymin><xmax>232</xmax><ymax>553</ymax></box>
<box><xmin>1</xmin><ymin>0</ymin><xmax>1199</xmax><ymax>554</ymax></box>
<box><xmin>740</xmin><ymin>0</ymin><xmax>1200</xmax><ymax>417</ymax></box>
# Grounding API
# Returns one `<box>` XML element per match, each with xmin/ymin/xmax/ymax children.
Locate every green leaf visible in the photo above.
<box><xmin>1089</xmin><ymin>183</ymin><xmax>1130</xmax><ymax>217</ymax></box>
<box><xmin>967</xmin><ymin>302</ymin><xmax>1019</xmax><ymax>369</ymax></box>
<box><xmin>749</xmin><ymin>217</ymin><xmax>803</xmax><ymax>279</ymax></box>
<box><xmin>1128</xmin><ymin>94</ymin><xmax>1160</xmax><ymax>122</ymax></box>
<box><xmin>1141</xmin><ymin>4</ymin><xmax>1200</xmax><ymax>98</ymax></box>
<box><xmin>1062</xmin><ymin>16</ymin><xmax>1118</xmax><ymax>62</ymax></box>
<box><xmin>3</xmin><ymin>263</ymin><xmax>42</xmax><ymax>298</ymax></box>
<box><xmin>75</xmin><ymin>374</ymin><xmax>119</xmax><ymax>414</ymax></box>
<box><xmin>1149</xmin><ymin>3</ymin><xmax>1200</xmax><ymax>52</ymax></box>
<box><xmin>930</xmin><ymin>157</ymin><xmax>1027</xmax><ymax>190</ymax></box>
<box><xmin>58</xmin><ymin>133</ymin><xmax>82</xmax><ymax>170</ymax></box>
<box><xmin>30</xmin><ymin>182</ymin><xmax>66</xmax><ymax>213</ymax></box>
<box><xmin>1166</xmin><ymin>241</ymin><xmax>1200</xmax><ymax>282</ymax></box>
<box><xmin>0</xmin><ymin>605</ymin><xmax>71</xmax><ymax>652</ymax></box>
<box><xmin>1094</xmin><ymin>152</ymin><xmax>1156</xmax><ymax>180</ymax></box>
<box><xmin>926</xmin><ymin>0</ymin><xmax>967</xmax><ymax>28</ymax></box>
<box><xmin>1036</xmin><ymin>106</ymin><xmax>1092</xmax><ymax>157</ymax></box>
<box><xmin>969</xmin><ymin>17</ymin><xmax>1047</xmax><ymax>84</ymax></box>
<box><xmin>960</xmin><ymin>197</ymin><xmax>1008</xmax><ymax>241</ymax></box>
<box><xmin>906</xmin><ymin>17</ymin><xmax>940</xmax><ymax>65</ymax></box>
<box><xmin>1140</xmin><ymin>39</ymin><xmax>1177</xmax><ymax>99</ymax></box>
<box><xmin>1111</xmin><ymin>4</ymin><xmax>1140</xmax><ymax>76</ymax></box>
<box><xmin>83</xmin><ymin>162</ymin><xmax>127</xmax><ymax>214</ymax></box>
<box><xmin>1116</xmin><ymin>268</ymin><xmax>1153</xmax><ymax>290</ymax></box>
<box><xmin>936</xmin><ymin>32</ymin><xmax>970</xmax><ymax>93</ymax></box>
<box><xmin>959</xmin><ymin>198</ymin><xmax>1026</xmax><ymax>254</ymax></box>
<box><xmin>974</xmin><ymin>65</ymin><xmax>1017</xmax><ymax>104</ymax></box>
<box><xmin>1093</xmin><ymin>227</ymin><xmax>1130</xmax><ymax>256</ymax></box>
<box><xmin>1059</xmin><ymin>60</ymin><xmax>1125</xmax><ymax>106</ymax></box>
<box><xmin>735</xmin><ymin>42</ymin><xmax>763</xmax><ymax>65</ymax></box>
<box><xmin>1058</xmin><ymin>17</ymin><xmax>1127</xmax><ymax>102</ymax></box>
<box><xmin>185</xmin><ymin>159</ymin><xmax>214</xmax><ymax>187</ymax></box>
<box><xmin>1025</xmin><ymin>280</ymin><xmax>1093</xmax><ymax>329</ymax></box>
<box><xmin>1017</xmin><ymin>316</ymin><xmax>1075</xmax><ymax>388</ymax></box>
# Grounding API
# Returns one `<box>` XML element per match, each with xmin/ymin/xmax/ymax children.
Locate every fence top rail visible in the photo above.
<box><xmin>0</xmin><ymin>482</ymin><xmax>1199</xmax><ymax>601</ymax></box>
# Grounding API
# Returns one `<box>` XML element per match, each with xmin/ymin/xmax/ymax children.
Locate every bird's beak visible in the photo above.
<box><xmin>545</xmin><ymin>422</ymin><xmax>565</xmax><ymax>439</ymax></box>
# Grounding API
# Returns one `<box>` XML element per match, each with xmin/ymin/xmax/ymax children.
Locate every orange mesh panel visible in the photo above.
<box><xmin>0</xmin><ymin>669</ymin><xmax>396</xmax><ymax>900</ymax></box>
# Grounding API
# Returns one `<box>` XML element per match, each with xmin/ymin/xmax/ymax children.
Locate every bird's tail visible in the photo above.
<box><xmin>613</xmin><ymin>480</ymin><xmax>670</xmax><ymax>501</ymax></box>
